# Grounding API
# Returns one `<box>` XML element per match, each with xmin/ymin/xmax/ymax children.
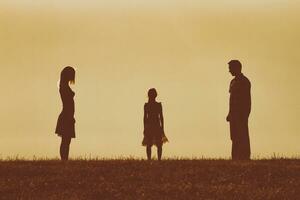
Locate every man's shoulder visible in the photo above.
<box><xmin>230</xmin><ymin>77</ymin><xmax>236</xmax><ymax>84</ymax></box>
<box><xmin>241</xmin><ymin>74</ymin><xmax>251</xmax><ymax>85</ymax></box>
<box><xmin>236</xmin><ymin>74</ymin><xmax>250</xmax><ymax>84</ymax></box>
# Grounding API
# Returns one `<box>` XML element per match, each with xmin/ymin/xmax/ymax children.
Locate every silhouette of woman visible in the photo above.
<box><xmin>142</xmin><ymin>88</ymin><xmax>168</xmax><ymax>161</ymax></box>
<box><xmin>55</xmin><ymin>66</ymin><xmax>76</xmax><ymax>161</ymax></box>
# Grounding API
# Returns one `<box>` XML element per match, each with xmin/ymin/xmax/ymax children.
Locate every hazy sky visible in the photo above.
<box><xmin>0</xmin><ymin>1</ymin><xmax>299</xmax><ymax>159</ymax></box>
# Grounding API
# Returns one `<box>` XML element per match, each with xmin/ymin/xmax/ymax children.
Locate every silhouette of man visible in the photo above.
<box><xmin>226</xmin><ymin>60</ymin><xmax>251</xmax><ymax>160</ymax></box>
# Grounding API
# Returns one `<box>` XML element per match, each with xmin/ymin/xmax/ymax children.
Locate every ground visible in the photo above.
<box><xmin>0</xmin><ymin>159</ymin><xmax>299</xmax><ymax>200</ymax></box>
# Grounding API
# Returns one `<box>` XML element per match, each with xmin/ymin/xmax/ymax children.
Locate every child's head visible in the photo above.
<box><xmin>148</xmin><ymin>88</ymin><xmax>157</xmax><ymax>101</ymax></box>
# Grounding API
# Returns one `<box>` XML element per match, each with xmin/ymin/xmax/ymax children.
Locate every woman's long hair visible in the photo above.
<box><xmin>59</xmin><ymin>66</ymin><xmax>75</xmax><ymax>87</ymax></box>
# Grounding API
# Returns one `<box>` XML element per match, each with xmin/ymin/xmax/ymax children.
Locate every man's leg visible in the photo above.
<box><xmin>241</xmin><ymin>136</ymin><xmax>250</xmax><ymax>160</ymax></box>
<box><xmin>240</xmin><ymin>120</ymin><xmax>251</xmax><ymax>160</ymax></box>
<box><xmin>231</xmin><ymin>140</ymin><xmax>239</xmax><ymax>160</ymax></box>
<box><xmin>230</xmin><ymin>121</ymin><xmax>239</xmax><ymax>160</ymax></box>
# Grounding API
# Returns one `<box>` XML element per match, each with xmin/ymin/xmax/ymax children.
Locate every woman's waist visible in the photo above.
<box><xmin>59</xmin><ymin>110</ymin><xmax>74</xmax><ymax>117</ymax></box>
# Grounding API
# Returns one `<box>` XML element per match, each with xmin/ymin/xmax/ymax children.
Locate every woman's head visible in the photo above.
<box><xmin>60</xmin><ymin>66</ymin><xmax>75</xmax><ymax>86</ymax></box>
<box><xmin>148</xmin><ymin>88</ymin><xmax>157</xmax><ymax>101</ymax></box>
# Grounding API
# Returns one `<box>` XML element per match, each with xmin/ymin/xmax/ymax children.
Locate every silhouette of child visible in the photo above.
<box><xmin>142</xmin><ymin>88</ymin><xmax>168</xmax><ymax>161</ymax></box>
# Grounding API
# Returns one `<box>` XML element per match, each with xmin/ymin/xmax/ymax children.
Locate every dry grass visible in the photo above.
<box><xmin>0</xmin><ymin>159</ymin><xmax>299</xmax><ymax>200</ymax></box>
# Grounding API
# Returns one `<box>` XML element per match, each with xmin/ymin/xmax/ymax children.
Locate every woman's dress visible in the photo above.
<box><xmin>142</xmin><ymin>102</ymin><xmax>165</xmax><ymax>147</ymax></box>
<box><xmin>55</xmin><ymin>85</ymin><xmax>75</xmax><ymax>138</ymax></box>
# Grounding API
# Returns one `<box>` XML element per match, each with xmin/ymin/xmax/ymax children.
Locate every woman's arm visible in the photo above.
<box><xmin>60</xmin><ymin>87</ymin><xmax>75</xmax><ymax>122</ymax></box>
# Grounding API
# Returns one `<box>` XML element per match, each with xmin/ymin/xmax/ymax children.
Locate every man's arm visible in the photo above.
<box><xmin>240</xmin><ymin>79</ymin><xmax>251</xmax><ymax>119</ymax></box>
<box><xmin>227</xmin><ymin>80</ymin><xmax>233</xmax><ymax>122</ymax></box>
<box><xmin>159</xmin><ymin>103</ymin><xmax>164</xmax><ymax>133</ymax></box>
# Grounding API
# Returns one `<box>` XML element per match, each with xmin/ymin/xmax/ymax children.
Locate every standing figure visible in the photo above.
<box><xmin>55</xmin><ymin>66</ymin><xmax>76</xmax><ymax>161</ymax></box>
<box><xmin>226</xmin><ymin>60</ymin><xmax>251</xmax><ymax>160</ymax></box>
<box><xmin>142</xmin><ymin>88</ymin><xmax>168</xmax><ymax>161</ymax></box>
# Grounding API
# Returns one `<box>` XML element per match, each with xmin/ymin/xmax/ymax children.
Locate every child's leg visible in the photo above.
<box><xmin>157</xmin><ymin>145</ymin><xmax>162</xmax><ymax>161</ymax></box>
<box><xmin>146</xmin><ymin>145</ymin><xmax>152</xmax><ymax>160</ymax></box>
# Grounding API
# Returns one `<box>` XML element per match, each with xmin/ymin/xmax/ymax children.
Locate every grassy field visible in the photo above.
<box><xmin>0</xmin><ymin>159</ymin><xmax>299</xmax><ymax>200</ymax></box>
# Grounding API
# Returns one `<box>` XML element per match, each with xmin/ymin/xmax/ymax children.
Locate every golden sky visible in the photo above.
<box><xmin>0</xmin><ymin>1</ymin><xmax>299</xmax><ymax>159</ymax></box>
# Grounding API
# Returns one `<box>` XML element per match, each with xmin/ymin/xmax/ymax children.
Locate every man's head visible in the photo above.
<box><xmin>228</xmin><ymin>60</ymin><xmax>242</xmax><ymax>76</ymax></box>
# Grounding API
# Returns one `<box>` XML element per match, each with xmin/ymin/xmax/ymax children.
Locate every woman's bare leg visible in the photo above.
<box><xmin>60</xmin><ymin>136</ymin><xmax>71</xmax><ymax>161</ymax></box>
